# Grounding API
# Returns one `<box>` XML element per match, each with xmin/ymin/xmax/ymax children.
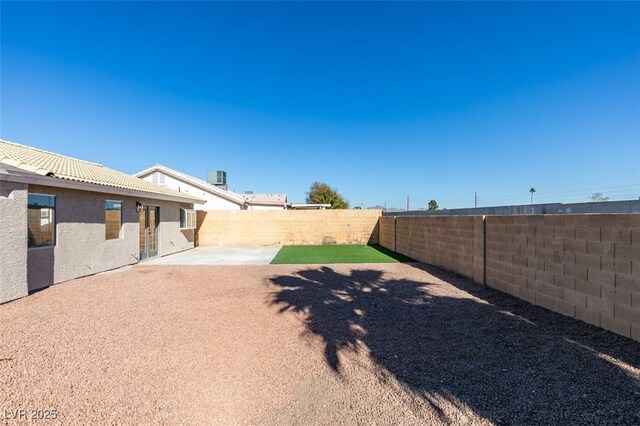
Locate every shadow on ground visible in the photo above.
<box><xmin>268</xmin><ymin>264</ymin><xmax>640</xmax><ymax>424</ymax></box>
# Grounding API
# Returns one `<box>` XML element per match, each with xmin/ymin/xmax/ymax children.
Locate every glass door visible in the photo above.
<box><xmin>139</xmin><ymin>205</ymin><xmax>160</xmax><ymax>260</ymax></box>
<box><xmin>139</xmin><ymin>207</ymin><xmax>147</xmax><ymax>260</ymax></box>
<box><xmin>148</xmin><ymin>206</ymin><xmax>159</xmax><ymax>258</ymax></box>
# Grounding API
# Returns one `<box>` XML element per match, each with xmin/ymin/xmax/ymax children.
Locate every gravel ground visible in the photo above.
<box><xmin>1</xmin><ymin>262</ymin><xmax>639</xmax><ymax>425</ymax></box>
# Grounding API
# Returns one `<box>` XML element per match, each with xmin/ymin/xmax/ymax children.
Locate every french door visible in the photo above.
<box><xmin>139</xmin><ymin>205</ymin><xmax>159</xmax><ymax>260</ymax></box>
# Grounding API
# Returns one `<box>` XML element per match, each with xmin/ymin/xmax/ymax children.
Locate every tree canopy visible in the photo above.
<box><xmin>589</xmin><ymin>192</ymin><xmax>610</xmax><ymax>202</ymax></box>
<box><xmin>306</xmin><ymin>182</ymin><xmax>349</xmax><ymax>209</ymax></box>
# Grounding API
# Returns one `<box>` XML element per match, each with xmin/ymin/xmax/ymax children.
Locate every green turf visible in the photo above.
<box><xmin>270</xmin><ymin>244</ymin><xmax>414</xmax><ymax>264</ymax></box>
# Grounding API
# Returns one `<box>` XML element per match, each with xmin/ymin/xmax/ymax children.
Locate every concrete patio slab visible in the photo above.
<box><xmin>146</xmin><ymin>246</ymin><xmax>281</xmax><ymax>265</ymax></box>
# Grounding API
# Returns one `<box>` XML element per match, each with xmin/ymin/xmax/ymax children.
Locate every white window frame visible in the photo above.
<box><xmin>152</xmin><ymin>173</ymin><xmax>166</xmax><ymax>185</ymax></box>
<box><xmin>180</xmin><ymin>208</ymin><xmax>197</xmax><ymax>230</ymax></box>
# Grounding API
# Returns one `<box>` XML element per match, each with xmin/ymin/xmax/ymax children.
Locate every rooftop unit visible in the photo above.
<box><xmin>206</xmin><ymin>170</ymin><xmax>227</xmax><ymax>189</ymax></box>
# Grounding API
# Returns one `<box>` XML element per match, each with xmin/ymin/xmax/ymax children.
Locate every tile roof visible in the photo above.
<box><xmin>0</xmin><ymin>139</ymin><xmax>202</xmax><ymax>202</ymax></box>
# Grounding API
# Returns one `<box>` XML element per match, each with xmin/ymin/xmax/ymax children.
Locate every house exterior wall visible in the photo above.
<box><xmin>0</xmin><ymin>181</ymin><xmax>29</xmax><ymax>303</ymax></box>
<box><xmin>26</xmin><ymin>184</ymin><xmax>194</xmax><ymax>292</ymax></box>
<box><xmin>140</xmin><ymin>172</ymin><xmax>242</xmax><ymax>211</ymax></box>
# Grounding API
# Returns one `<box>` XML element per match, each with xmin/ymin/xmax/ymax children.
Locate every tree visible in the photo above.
<box><xmin>306</xmin><ymin>182</ymin><xmax>349</xmax><ymax>209</ymax></box>
<box><xmin>589</xmin><ymin>192</ymin><xmax>610</xmax><ymax>202</ymax></box>
<box><xmin>529</xmin><ymin>187</ymin><xmax>536</xmax><ymax>205</ymax></box>
<box><xmin>428</xmin><ymin>200</ymin><xmax>439</xmax><ymax>210</ymax></box>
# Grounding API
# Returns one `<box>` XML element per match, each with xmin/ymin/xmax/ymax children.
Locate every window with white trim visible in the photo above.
<box><xmin>180</xmin><ymin>208</ymin><xmax>196</xmax><ymax>230</ymax></box>
<box><xmin>152</xmin><ymin>173</ymin><xmax>166</xmax><ymax>185</ymax></box>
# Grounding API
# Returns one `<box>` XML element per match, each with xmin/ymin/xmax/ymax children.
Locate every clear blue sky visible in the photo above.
<box><xmin>1</xmin><ymin>2</ymin><xmax>639</xmax><ymax>208</ymax></box>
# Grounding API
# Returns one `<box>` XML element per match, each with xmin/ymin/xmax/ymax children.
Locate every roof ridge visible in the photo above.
<box><xmin>0</xmin><ymin>138</ymin><xmax>103</xmax><ymax>167</ymax></box>
<box><xmin>139</xmin><ymin>164</ymin><xmax>246</xmax><ymax>203</ymax></box>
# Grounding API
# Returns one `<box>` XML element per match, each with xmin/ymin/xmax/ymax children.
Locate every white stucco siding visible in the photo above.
<box><xmin>140</xmin><ymin>172</ymin><xmax>242</xmax><ymax>211</ymax></box>
<box><xmin>26</xmin><ymin>185</ymin><xmax>194</xmax><ymax>291</ymax></box>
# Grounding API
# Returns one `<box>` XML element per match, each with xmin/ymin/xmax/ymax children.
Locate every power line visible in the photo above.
<box><xmin>473</xmin><ymin>184</ymin><xmax>640</xmax><ymax>201</ymax></box>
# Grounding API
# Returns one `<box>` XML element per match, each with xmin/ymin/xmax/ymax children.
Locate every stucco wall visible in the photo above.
<box><xmin>0</xmin><ymin>181</ymin><xmax>29</xmax><ymax>303</ymax></box>
<box><xmin>26</xmin><ymin>185</ymin><xmax>194</xmax><ymax>291</ymax></box>
<box><xmin>196</xmin><ymin>210</ymin><xmax>381</xmax><ymax>246</ymax></box>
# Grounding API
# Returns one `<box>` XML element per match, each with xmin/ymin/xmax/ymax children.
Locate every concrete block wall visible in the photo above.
<box><xmin>380</xmin><ymin>213</ymin><xmax>640</xmax><ymax>341</ymax></box>
<box><xmin>485</xmin><ymin>214</ymin><xmax>640</xmax><ymax>340</ymax></box>
<box><xmin>378</xmin><ymin>216</ymin><xmax>396</xmax><ymax>251</ymax></box>
<box><xmin>384</xmin><ymin>216</ymin><xmax>484</xmax><ymax>283</ymax></box>
<box><xmin>196</xmin><ymin>209</ymin><xmax>381</xmax><ymax>246</ymax></box>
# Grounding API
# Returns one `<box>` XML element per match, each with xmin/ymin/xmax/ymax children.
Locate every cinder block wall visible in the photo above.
<box><xmin>380</xmin><ymin>213</ymin><xmax>640</xmax><ymax>341</ymax></box>
<box><xmin>196</xmin><ymin>210</ymin><xmax>381</xmax><ymax>246</ymax></box>
<box><xmin>485</xmin><ymin>214</ymin><xmax>640</xmax><ymax>340</ymax></box>
<box><xmin>378</xmin><ymin>216</ymin><xmax>396</xmax><ymax>251</ymax></box>
<box><xmin>382</xmin><ymin>216</ymin><xmax>484</xmax><ymax>283</ymax></box>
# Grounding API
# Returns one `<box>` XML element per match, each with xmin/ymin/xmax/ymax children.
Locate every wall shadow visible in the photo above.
<box><xmin>268</xmin><ymin>265</ymin><xmax>640</xmax><ymax>424</ymax></box>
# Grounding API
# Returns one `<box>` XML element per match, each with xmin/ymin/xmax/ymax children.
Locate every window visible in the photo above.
<box><xmin>180</xmin><ymin>208</ymin><xmax>196</xmax><ymax>230</ymax></box>
<box><xmin>105</xmin><ymin>200</ymin><xmax>122</xmax><ymax>239</ymax></box>
<box><xmin>152</xmin><ymin>173</ymin><xmax>165</xmax><ymax>185</ymax></box>
<box><xmin>28</xmin><ymin>194</ymin><xmax>56</xmax><ymax>248</ymax></box>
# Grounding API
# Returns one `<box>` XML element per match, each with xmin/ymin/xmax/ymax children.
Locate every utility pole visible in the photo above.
<box><xmin>384</xmin><ymin>201</ymin><xmax>387</xmax><ymax>213</ymax></box>
<box><xmin>475</xmin><ymin>192</ymin><xmax>477</xmax><ymax>208</ymax></box>
<box><xmin>406</xmin><ymin>195</ymin><xmax>410</xmax><ymax>211</ymax></box>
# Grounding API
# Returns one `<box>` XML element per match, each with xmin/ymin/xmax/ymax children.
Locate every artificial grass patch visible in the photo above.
<box><xmin>270</xmin><ymin>244</ymin><xmax>414</xmax><ymax>264</ymax></box>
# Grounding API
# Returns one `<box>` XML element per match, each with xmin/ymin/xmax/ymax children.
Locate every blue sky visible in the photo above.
<box><xmin>1</xmin><ymin>2</ymin><xmax>639</xmax><ymax>209</ymax></box>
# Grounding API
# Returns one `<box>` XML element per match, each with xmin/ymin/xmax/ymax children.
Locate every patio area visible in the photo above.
<box><xmin>1</xmin><ymin>263</ymin><xmax>639</xmax><ymax>424</ymax></box>
<box><xmin>145</xmin><ymin>246</ymin><xmax>282</xmax><ymax>265</ymax></box>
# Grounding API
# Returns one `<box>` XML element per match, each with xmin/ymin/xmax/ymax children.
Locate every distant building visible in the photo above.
<box><xmin>242</xmin><ymin>192</ymin><xmax>289</xmax><ymax>210</ymax></box>
<box><xmin>134</xmin><ymin>164</ymin><xmax>288</xmax><ymax>210</ymax></box>
<box><xmin>288</xmin><ymin>203</ymin><xmax>331</xmax><ymax>210</ymax></box>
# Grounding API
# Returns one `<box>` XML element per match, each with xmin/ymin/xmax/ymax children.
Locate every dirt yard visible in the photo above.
<box><xmin>1</xmin><ymin>263</ymin><xmax>639</xmax><ymax>425</ymax></box>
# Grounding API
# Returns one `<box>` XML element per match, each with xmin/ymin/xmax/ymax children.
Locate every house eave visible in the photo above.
<box><xmin>0</xmin><ymin>171</ymin><xmax>204</xmax><ymax>204</ymax></box>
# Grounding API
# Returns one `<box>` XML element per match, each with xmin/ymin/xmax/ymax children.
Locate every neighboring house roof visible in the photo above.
<box><xmin>289</xmin><ymin>203</ymin><xmax>331</xmax><ymax>210</ymax></box>
<box><xmin>134</xmin><ymin>164</ymin><xmax>246</xmax><ymax>205</ymax></box>
<box><xmin>243</xmin><ymin>193</ymin><xmax>288</xmax><ymax>206</ymax></box>
<box><xmin>134</xmin><ymin>164</ymin><xmax>288</xmax><ymax>207</ymax></box>
<box><xmin>0</xmin><ymin>139</ymin><xmax>203</xmax><ymax>203</ymax></box>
